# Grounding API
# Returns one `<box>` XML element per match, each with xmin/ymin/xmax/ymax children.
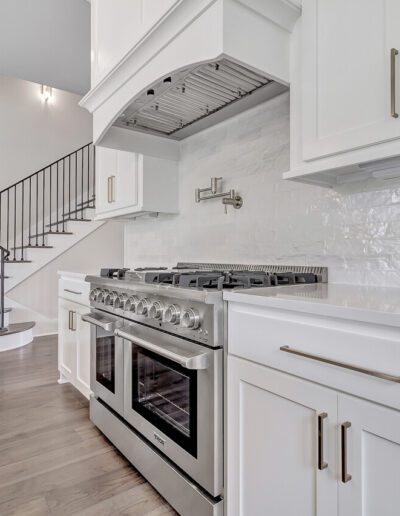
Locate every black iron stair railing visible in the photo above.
<box><xmin>0</xmin><ymin>143</ymin><xmax>95</xmax><ymax>262</ymax></box>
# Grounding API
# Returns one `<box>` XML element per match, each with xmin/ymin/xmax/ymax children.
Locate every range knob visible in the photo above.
<box><xmin>164</xmin><ymin>304</ymin><xmax>181</xmax><ymax>325</ymax></box>
<box><xmin>96</xmin><ymin>289</ymin><xmax>108</xmax><ymax>303</ymax></box>
<box><xmin>149</xmin><ymin>301</ymin><xmax>164</xmax><ymax>320</ymax></box>
<box><xmin>104</xmin><ymin>291</ymin><xmax>118</xmax><ymax>306</ymax></box>
<box><xmin>124</xmin><ymin>295</ymin><xmax>139</xmax><ymax>312</ymax></box>
<box><xmin>89</xmin><ymin>288</ymin><xmax>98</xmax><ymax>302</ymax></box>
<box><xmin>136</xmin><ymin>298</ymin><xmax>151</xmax><ymax>316</ymax></box>
<box><xmin>181</xmin><ymin>308</ymin><xmax>201</xmax><ymax>329</ymax></box>
<box><xmin>114</xmin><ymin>293</ymin><xmax>127</xmax><ymax>309</ymax></box>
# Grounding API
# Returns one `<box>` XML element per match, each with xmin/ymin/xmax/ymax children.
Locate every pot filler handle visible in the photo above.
<box><xmin>114</xmin><ymin>328</ymin><xmax>209</xmax><ymax>370</ymax></box>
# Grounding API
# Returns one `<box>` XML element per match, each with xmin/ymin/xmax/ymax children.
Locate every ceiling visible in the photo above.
<box><xmin>0</xmin><ymin>0</ymin><xmax>90</xmax><ymax>95</ymax></box>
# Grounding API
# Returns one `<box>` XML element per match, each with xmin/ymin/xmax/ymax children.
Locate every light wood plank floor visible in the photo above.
<box><xmin>0</xmin><ymin>336</ymin><xmax>176</xmax><ymax>515</ymax></box>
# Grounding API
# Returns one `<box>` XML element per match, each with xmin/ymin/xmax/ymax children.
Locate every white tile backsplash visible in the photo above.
<box><xmin>124</xmin><ymin>91</ymin><xmax>400</xmax><ymax>286</ymax></box>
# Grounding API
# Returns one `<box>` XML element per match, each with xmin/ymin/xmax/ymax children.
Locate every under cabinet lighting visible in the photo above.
<box><xmin>40</xmin><ymin>85</ymin><xmax>52</xmax><ymax>103</ymax></box>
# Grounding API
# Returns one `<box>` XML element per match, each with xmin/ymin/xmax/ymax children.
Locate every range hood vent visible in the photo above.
<box><xmin>114</xmin><ymin>58</ymin><xmax>286</xmax><ymax>141</ymax></box>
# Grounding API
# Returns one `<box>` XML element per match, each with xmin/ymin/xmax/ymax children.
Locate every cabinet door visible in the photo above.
<box><xmin>115</xmin><ymin>150</ymin><xmax>138</xmax><ymax>210</ymax></box>
<box><xmin>302</xmin><ymin>0</ymin><xmax>400</xmax><ymax>161</ymax></box>
<box><xmin>74</xmin><ymin>305</ymin><xmax>91</xmax><ymax>399</ymax></box>
<box><xmin>58</xmin><ymin>299</ymin><xmax>77</xmax><ymax>382</ymax></box>
<box><xmin>227</xmin><ymin>356</ymin><xmax>338</xmax><ymax>516</ymax></box>
<box><xmin>338</xmin><ymin>395</ymin><xmax>400</xmax><ymax>516</ymax></box>
<box><xmin>95</xmin><ymin>146</ymin><xmax>118</xmax><ymax>215</ymax></box>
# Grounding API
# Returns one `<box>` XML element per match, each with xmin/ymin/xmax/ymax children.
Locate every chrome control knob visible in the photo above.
<box><xmin>181</xmin><ymin>308</ymin><xmax>201</xmax><ymax>329</ymax></box>
<box><xmin>164</xmin><ymin>304</ymin><xmax>181</xmax><ymax>325</ymax></box>
<box><xmin>136</xmin><ymin>298</ymin><xmax>151</xmax><ymax>316</ymax></box>
<box><xmin>104</xmin><ymin>291</ymin><xmax>118</xmax><ymax>306</ymax></box>
<box><xmin>96</xmin><ymin>289</ymin><xmax>108</xmax><ymax>303</ymax></box>
<box><xmin>149</xmin><ymin>301</ymin><xmax>164</xmax><ymax>320</ymax></box>
<box><xmin>114</xmin><ymin>293</ymin><xmax>127</xmax><ymax>309</ymax></box>
<box><xmin>89</xmin><ymin>289</ymin><xmax>97</xmax><ymax>302</ymax></box>
<box><xmin>124</xmin><ymin>295</ymin><xmax>139</xmax><ymax>312</ymax></box>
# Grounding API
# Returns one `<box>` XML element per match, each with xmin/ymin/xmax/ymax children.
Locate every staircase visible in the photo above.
<box><xmin>0</xmin><ymin>143</ymin><xmax>98</xmax><ymax>351</ymax></box>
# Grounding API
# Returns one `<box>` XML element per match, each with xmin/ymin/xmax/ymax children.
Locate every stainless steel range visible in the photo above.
<box><xmin>83</xmin><ymin>263</ymin><xmax>327</xmax><ymax>516</ymax></box>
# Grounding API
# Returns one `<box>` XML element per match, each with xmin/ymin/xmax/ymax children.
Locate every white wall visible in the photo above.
<box><xmin>0</xmin><ymin>76</ymin><xmax>92</xmax><ymax>191</ymax></box>
<box><xmin>124</xmin><ymin>91</ymin><xmax>400</xmax><ymax>287</ymax></box>
<box><xmin>7</xmin><ymin>221</ymin><xmax>124</xmax><ymax>332</ymax></box>
<box><xmin>0</xmin><ymin>0</ymin><xmax>90</xmax><ymax>95</ymax></box>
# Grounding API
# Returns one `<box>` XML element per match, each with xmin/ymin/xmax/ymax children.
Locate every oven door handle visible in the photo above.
<box><xmin>82</xmin><ymin>313</ymin><xmax>122</xmax><ymax>332</ymax></box>
<box><xmin>114</xmin><ymin>328</ymin><xmax>210</xmax><ymax>370</ymax></box>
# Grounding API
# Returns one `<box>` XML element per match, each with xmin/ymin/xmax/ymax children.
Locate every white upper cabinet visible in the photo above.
<box><xmin>288</xmin><ymin>0</ymin><xmax>400</xmax><ymax>186</ymax></box>
<box><xmin>95</xmin><ymin>146</ymin><xmax>179</xmax><ymax>220</ymax></box>
<box><xmin>91</xmin><ymin>0</ymin><xmax>179</xmax><ymax>88</ymax></box>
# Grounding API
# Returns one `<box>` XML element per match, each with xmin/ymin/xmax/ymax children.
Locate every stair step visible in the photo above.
<box><xmin>11</xmin><ymin>245</ymin><xmax>54</xmax><ymax>250</ymax></box>
<box><xmin>46</xmin><ymin>218</ymin><xmax>91</xmax><ymax>228</ymax></box>
<box><xmin>29</xmin><ymin>231</ymin><xmax>73</xmax><ymax>239</ymax></box>
<box><xmin>0</xmin><ymin>321</ymin><xmax>35</xmax><ymax>335</ymax></box>
<box><xmin>1</xmin><ymin>307</ymin><xmax>12</xmax><ymax>314</ymax></box>
<box><xmin>77</xmin><ymin>197</ymin><xmax>95</xmax><ymax>208</ymax></box>
<box><xmin>63</xmin><ymin>207</ymin><xmax>95</xmax><ymax>218</ymax></box>
<box><xmin>5</xmin><ymin>259</ymin><xmax>32</xmax><ymax>264</ymax></box>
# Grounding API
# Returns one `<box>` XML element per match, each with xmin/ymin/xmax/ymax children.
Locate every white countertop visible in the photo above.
<box><xmin>58</xmin><ymin>270</ymin><xmax>94</xmax><ymax>280</ymax></box>
<box><xmin>224</xmin><ymin>283</ymin><xmax>400</xmax><ymax>328</ymax></box>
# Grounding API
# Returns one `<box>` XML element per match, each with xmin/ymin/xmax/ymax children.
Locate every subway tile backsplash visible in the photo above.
<box><xmin>124</xmin><ymin>91</ymin><xmax>400</xmax><ymax>287</ymax></box>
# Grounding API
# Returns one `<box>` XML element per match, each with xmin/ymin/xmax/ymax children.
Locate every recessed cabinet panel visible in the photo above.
<box><xmin>116</xmin><ymin>150</ymin><xmax>138</xmax><ymax>209</ymax></box>
<box><xmin>58</xmin><ymin>299</ymin><xmax>77</xmax><ymax>381</ymax></box>
<box><xmin>302</xmin><ymin>0</ymin><xmax>400</xmax><ymax>161</ymax></box>
<box><xmin>96</xmin><ymin>147</ymin><xmax>118</xmax><ymax>215</ymax></box>
<box><xmin>227</xmin><ymin>356</ymin><xmax>338</xmax><ymax>516</ymax></box>
<box><xmin>338</xmin><ymin>395</ymin><xmax>400</xmax><ymax>516</ymax></box>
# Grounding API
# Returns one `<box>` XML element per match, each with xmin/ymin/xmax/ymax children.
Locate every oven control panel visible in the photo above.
<box><xmin>89</xmin><ymin>285</ymin><xmax>219</xmax><ymax>346</ymax></box>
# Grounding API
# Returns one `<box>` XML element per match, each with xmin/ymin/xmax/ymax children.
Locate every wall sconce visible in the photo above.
<box><xmin>41</xmin><ymin>85</ymin><xmax>53</xmax><ymax>103</ymax></box>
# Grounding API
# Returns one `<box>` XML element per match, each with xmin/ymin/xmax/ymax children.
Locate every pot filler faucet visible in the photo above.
<box><xmin>195</xmin><ymin>177</ymin><xmax>243</xmax><ymax>213</ymax></box>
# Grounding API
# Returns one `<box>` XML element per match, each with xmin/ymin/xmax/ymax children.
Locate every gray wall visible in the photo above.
<box><xmin>0</xmin><ymin>0</ymin><xmax>90</xmax><ymax>95</ymax></box>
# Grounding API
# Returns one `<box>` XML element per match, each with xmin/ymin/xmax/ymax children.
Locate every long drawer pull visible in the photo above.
<box><xmin>64</xmin><ymin>288</ymin><xmax>82</xmax><ymax>295</ymax></box>
<box><xmin>341</xmin><ymin>422</ymin><xmax>352</xmax><ymax>483</ymax></box>
<box><xmin>280</xmin><ymin>346</ymin><xmax>400</xmax><ymax>383</ymax></box>
<box><xmin>318</xmin><ymin>412</ymin><xmax>328</xmax><ymax>471</ymax></box>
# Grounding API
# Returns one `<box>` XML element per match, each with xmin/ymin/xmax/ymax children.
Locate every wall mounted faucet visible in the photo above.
<box><xmin>195</xmin><ymin>177</ymin><xmax>243</xmax><ymax>213</ymax></box>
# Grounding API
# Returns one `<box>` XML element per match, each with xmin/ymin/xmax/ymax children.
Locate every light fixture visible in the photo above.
<box><xmin>40</xmin><ymin>85</ymin><xmax>52</xmax><ymax>103</ymax></box>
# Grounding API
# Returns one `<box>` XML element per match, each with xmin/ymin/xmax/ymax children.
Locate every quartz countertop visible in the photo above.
<box><xmin>223</xmin><ymin>283</ymin><xmax>400</xmax><ymax>328</ymax></box>
<box><xmin>58</xmin><ymin>270</ymin><xmax>95</xmax><ymax>281</ymax></box>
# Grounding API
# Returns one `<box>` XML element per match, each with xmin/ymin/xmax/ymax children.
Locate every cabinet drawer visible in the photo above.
<box><xmin>59</xmin><ymin>278</ymin><xmax>89</xmax><ymax>305</ymax></box>
<box><xmin>228</xmin><ymin>302</ymin><xmax>400</xmax><ymax>409</ymax></box>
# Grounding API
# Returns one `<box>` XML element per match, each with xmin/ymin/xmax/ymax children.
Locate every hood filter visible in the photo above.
<box><xmin>115</xmin><ymin>58</ymin><xmax>275</xmax><ymax>140</ymax></box>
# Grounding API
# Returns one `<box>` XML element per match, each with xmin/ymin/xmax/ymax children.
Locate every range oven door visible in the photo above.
<box><xmin>115</xmin><ymin>323</ymin><xmax>223</xmax><ymax>498</ymax></box>
<box><xmin>82</xmin><ymin>310</ymin><xmax>124</xmax><ymax>416</ymax></box>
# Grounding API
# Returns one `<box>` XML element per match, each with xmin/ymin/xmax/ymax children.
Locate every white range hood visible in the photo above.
<box><xmin>80</xmin><ymin>0</ymin><xmax>301</xmax><ymax>160</ymax></box>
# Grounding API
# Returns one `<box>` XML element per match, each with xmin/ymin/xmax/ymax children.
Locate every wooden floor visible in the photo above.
<box><xmin>0</xmin><ymin>336</ymin><xmax>176</xmax><ymax>515</ymax></box>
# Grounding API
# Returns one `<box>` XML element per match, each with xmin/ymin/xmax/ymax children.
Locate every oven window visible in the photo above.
<box><xmin>132</xmin><ymin>347</ymin><xmax>197</xmax><ymax>457</ymax></box>
<box><xmin>96</xmin><ymin>329</ymin><xmax>115</xmax><ymax>394</ymax></box>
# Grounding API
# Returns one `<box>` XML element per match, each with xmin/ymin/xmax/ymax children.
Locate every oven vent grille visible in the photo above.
<box><xmin>114</xmin><ymin>58</ymin><xmax>279</xmax><ymax>140</ymax></box>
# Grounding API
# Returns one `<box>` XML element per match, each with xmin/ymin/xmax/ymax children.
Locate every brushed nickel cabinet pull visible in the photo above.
<box><xmin>318</xmin><ymin>412</ymin><xmax>328</xmax><ymax>470</ymax></box>
<box><xmin>280</xmin><ymin>346</ymin><xmax>400</xmax><ymax>383</ymax></box>
<box><xmin>68</xmin><ymin>310</ymin><xmax>72</xmax><ymax>330</ymax></box>
<box><xmin>391</xmin><ymin>48</ymin><xmax>399</xmax><ymax>118</ymax></box>
<box><xmin>341</xmin><ymin>422</ymin><xmax>352</xmax><ymax>483</ymax></box>
<box><xmin>71</xmin><ymin>311</ymin><xmax>76</xmax><ymax>331</ymax></box>
<box><xmin>107</xmin><ymin>176</ymin><xmax>112</xmax><ymax>203</ymax></box>
<box><xmin>64</xmin><ymin>288</ymin><xmax>82</xmax><ymax>295</ymax></box>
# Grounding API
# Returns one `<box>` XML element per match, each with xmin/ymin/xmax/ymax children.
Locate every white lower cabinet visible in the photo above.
<box><xmin>58</xmin><ymin>276</ymin><xmax>91</xmax><ymax>399</ymax></box>
<box><xmin>338</xmin><ymin>395</ymin><xmax>400</xmax><ymax>516</ymax></box>
<box><xmin>227</xmin><ymin>355</ymin><xmax>338</xmax><ymax>516</ymax></box>
<box><xmin>227</xmin><ymin>355</ymin><xmax>400</xmax><ymax>516</ymax></box>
